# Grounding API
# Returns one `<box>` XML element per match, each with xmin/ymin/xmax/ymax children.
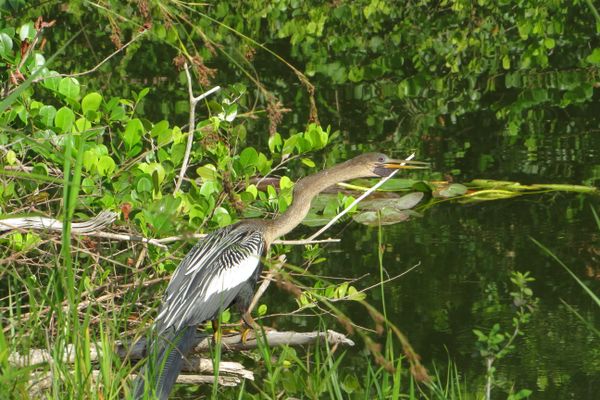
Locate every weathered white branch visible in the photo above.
<box><xmin>123</xmin><ymin>329</ymin><xmax>354</xmax><ymax>358</ymax></box>
<box><xmin>174</xmin><ymin>62</ymin><xmax>221</xmax><ymax>194</ymax></box>
<box><xmin>0</xmin><ymin>210</ymin><xmax>117</xmax><ymax>233</ymax></box>
<box><xmin>10</xmin><ymin>346</ymin><xmax>253</xmax><ymax>381</ymax></box>
<box><xmin>30</xmin><ymin>370</ymin><xmax>244</xmax><ymax>395</ymax></box>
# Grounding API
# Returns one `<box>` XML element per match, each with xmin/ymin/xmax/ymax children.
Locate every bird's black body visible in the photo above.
<box><xmin>133</xmin><ymin>223</ymin><xmax>265</xmax><ymax>399</ymax></box>
<box><xmin>133</xmin><ymin>153</ymin><xmax>427</xmax><ymax>399</ymax></box>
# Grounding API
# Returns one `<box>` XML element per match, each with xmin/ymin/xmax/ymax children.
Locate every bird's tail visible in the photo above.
<box><xmin>133</xmin><ymin>325</ymin><xmax>197</xmax><ymax>400</ymax></box>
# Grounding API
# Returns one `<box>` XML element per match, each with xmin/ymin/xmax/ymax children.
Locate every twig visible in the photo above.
<box><xmin>31</xmin><ymin>31</ymin><xmax>148</xmax><ymax>82</ymax></box>
<box><xmin>174</xmin><ymin>62</ymin><xmax>221</xmax><ymax>194</ymax></box>
<box><xmin>248</xmin><ymin>255</ymin><xmax>286</xmax><ymax>314</ymax></box>
<box><xmin>307</xmin><ymin>153</ymin><xmax>416</xmax><ymax>241</ymax></box>
<box><xmin>84</xmin><ymin>231</ymin><xmax>167</xmax><ymax>249</ymax></box>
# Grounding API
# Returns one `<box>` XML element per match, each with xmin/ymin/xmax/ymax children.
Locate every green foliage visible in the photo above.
<box><xmin>473</xmin><ymin>271</ymin><xmax>538</xmax><ymax>399</ymax></box>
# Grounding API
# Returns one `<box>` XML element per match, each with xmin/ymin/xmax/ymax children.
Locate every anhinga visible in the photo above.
<box><xmin>133</xmin><ymin>152</ymin><xmax>426</xmax><ymax>399</ymax></box>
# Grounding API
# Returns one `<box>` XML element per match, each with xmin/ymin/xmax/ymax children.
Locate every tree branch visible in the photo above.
<box><xmin>174</xmin><ymin>62</ymin><xmax>221</xmax><ymax>194</ymax></box>
<box><xmin>31</xmin><ymin>31</ymin><xmax>148</xmax><ymax>83</ymax></box>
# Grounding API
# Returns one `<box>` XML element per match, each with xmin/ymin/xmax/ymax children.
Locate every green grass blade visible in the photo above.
<box><xmin>560</xmin><ymin>299</ymin><xmax>600</xmax><ymax>337</ymax></box>
<box><xmin>531</xmin><ymin>237</ymin><xmax>600</xmax><ymax>307</ymax></box>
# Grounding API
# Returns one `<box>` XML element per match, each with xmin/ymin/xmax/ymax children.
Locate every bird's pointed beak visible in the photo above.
<box><xmin>382</xmin><ymin>159</ymin><xmax>429</xmax><ymax>170</ymax></box>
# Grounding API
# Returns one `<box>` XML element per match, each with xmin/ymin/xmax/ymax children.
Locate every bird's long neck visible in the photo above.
<box><xmin>262</xmin><ymin>160</ymin><xmax>368</xmax><ymax>244</ymax></box>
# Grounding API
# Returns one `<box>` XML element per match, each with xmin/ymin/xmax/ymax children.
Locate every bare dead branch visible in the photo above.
<box><xmin>31</xmin><ymin>31</ymin><xmax>148</xmax><ymax>83</ymax></box>
<box><xmin>0</xmin><ymin>210</ymin><xmax>117</xmax><ymax>233</ymax></box>
<box><xmin>174</xmin><ymin>62</ymin><xmax>221</xmax><ymax>194</ymax></box>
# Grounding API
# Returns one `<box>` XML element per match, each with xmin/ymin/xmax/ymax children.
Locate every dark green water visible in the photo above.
<box><xmin>257</xmin><ymin>102</ymin><xmax>600</xmax><ymax>398</ymax></box>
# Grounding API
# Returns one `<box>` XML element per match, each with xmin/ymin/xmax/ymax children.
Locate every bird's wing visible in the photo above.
<box><xmin>154</xmin><ymin>224</ymin><xmax>264</xmax><ymax>332</ymax></box>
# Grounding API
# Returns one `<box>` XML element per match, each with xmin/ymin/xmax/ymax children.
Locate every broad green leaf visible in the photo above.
<box><xmin>122</xmin><ymin>118</ymin><xmax>144</xmax><ymax>149</ymax></box>
<box><xmin>33</xmin><ymin>53</ymin><xmax>45</xmax><ymax>68</ymax></box>
<box><xmin>279</xmin><ymin>176</ymin><xmax>293</xmax><ymax>189</ymax></box>
<box><xmin>0</xmin><ymin>33</ymin><xmax>13</xmax><ymax>56</ymax></box>
<box><xmin>82</xmin><ymin>150</ymin><xmax>99</xmax><ymax>172</ymax></box>
<box><xmin>5</xmin><ymin>150</ymin><xmax>16</xmax><ymax>165</ymax></box>
<box><xmin>301</xmin><ymin>158</ymin><xmax>315</xmax><ymax>167</ymax></box>
<box><xmin>58</xmin><ymin>77</ymin><xmax>80</xmax><ymax>100</ymax></box>
<box><xmin>544</xmin><ymin>37</ymin><xmax>555</xmax><ymax>49</ymax></box>
<box><xmin>347</xmin><ymin>286</ymin><xmax>367</xmax><ymax>301</ymax></box>
<box><xmin>282</xmin><ymin>134</ymin><xmax>299</xmax><ymax>155</ymax></box>
<box><xmin>196</xmin><ymin>164</ymin><xmax>218</xmax><ymax>181</ymax></box>
<box><xmin>81</xmin><ymin>177</ymin><xmax>95</xmax><ymax>194</ymax></box>
<box><xmin>74</xmin><ymin>117</ymin><xmax>92</xmax><ymax>133</ymax></box>
<box><xmin>348</xmin><ymin>66</ymin><xmax>364</xmax><ymax>82</ymax></box>
<box><xmin>138</xmin><ymin>162</ymin><xmax>166</xmax><ymax>184</ymax></box>
<box><xmin>42</xmin><ymin>72</ymin><xmax>61</xmax><ymax>92</ymax></box>
<box><xmin>245</xmin><ymin>184</ymin><xmax>258</xmax><ymax>199</ymax></box>
<box><xmin>586</xmin><ymin>48</ymin><xmax>600</xmax><ymax>65</ymax></box>
<box><xmin>19</xmin><ymin>22</ymin><xmax>35</xmax><ymax>41</ymax></box>
<box><xmin>218</xmin><ymin>103</ymin><xmax>238</xmax><ymax>122</ymax></box>
<box><xmin>268</xmin><ymin>132</ymin><xmax>282</xmax><ymax>153</ymax></box>
<box><xmin>38</xmin><ymin>105</ymin><xmax>56</xmax><ymax>127</ymax></box>
<box><xmin>82</xmin><ymin>92</ymin><xmax>103</xmax><ymax>114</ymax></box>
<box><xmin>360</xmin><ymin>192</ymin><xmax>424</xmax><ymax>211</ymax></box>
<box><xmin>437</xmin><ymin>183</ymin><xmax>468</xmax><ymax>198</ymax></box>
<box><xmin>200</xmin><ymin>181</ymin><xmax>217</xmax><ymax>198</ymax></box>
<box><xmin>239</xmin><ymin>147</ymin><xmax>258</xmax><ymax>168</ymax></box>
<box><xmin>136</xmin><ymin>87</ymin><xmax>150</xmax><ymax>101</ymax></box>
<box><xmin>137</xmin><ymin>176</ymin><xmax>153</xmax><ymax>193</ymax></box>
<box><xmin>257</xmin><ymin>304</ymin><xmax>267</xmax><ymax>316</ymax></box>
<box><xmin>213</xmin><ymin>206</ymin><xmax>231</xmax><ymax>227</ymax></box>
<box><xmin>97</xmin><ymin>155</ymin><xmax>116</xmax><ymax>177</ymax></box>
<box><xmin>151</xmin><ymin>120</ymin><xmax>171</xmax><ymax>146</ymax></box>
<box><xmin>54</xmin><ymin>106</ymin><xmax>75</xmax><ymax>132</ymax></box>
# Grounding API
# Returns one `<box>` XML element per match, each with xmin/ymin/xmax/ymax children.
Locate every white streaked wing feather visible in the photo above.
<box><xmin>154</xmin><ymin>224</ymin><xmax>264</xmax><ymax>332</ymax></box>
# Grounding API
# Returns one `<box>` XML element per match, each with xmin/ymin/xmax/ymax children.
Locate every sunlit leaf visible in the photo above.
<box><xmin>437</xmin><ymin>183</ymin><xmax>468</xmax><ymax>198</ymax></box>
<box><xmin>54</xmin><ymin>106</ymin><xmax>75</xmax><ymax>132</ymax></box>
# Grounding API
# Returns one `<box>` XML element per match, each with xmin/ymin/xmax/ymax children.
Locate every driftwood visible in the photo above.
<box><xmin>0</xmin><ymin>210</ymin><xmax>118</xmax><ymax>233</ymax></box>
<box><xmin>123</xmin><ymin>329</ymin><xmax>354</xmax><ymax>360</ymax></box>
<box><xmin>11</xmin><ymin>329</ymin><xmax>353</xmax><ymax>389</ymax></box>
<box><xmin>29</xmin><ymin>370</ymin><xmax>244</xmax><ymax>395</ymax></box>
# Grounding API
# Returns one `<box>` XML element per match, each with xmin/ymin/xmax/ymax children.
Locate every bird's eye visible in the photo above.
<box><xmin>377</xmin><ymin>156</ymin><xmax>386</xmax><ymax>162</ymax></box>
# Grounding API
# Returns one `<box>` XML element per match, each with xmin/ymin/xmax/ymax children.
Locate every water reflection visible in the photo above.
<box><xmin>315</xmin><ymin>190</ymin><xmax>599</xmax><ymax>398</ymax></box>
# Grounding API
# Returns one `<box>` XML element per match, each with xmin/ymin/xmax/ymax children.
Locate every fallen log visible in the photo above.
<box><xmin>10</xmin><ymin>329</ymin><xmax>353</xmax><ymax>388</ymax></box>
<box><xmin>123</xmin><ymin>329</ymin><xmax>355</xmax><ymax>360</ymax></box>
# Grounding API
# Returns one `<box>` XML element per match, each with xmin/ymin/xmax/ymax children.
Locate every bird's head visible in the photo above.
<box><xmin>346</xmin><ymin>152</ymin><xmax>429</xmax><ymax>177</ymax></box>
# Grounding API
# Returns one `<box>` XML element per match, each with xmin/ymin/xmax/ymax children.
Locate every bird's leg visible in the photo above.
<box><xmin>211</xmin><ymin>319</ymin><xmax>221</xmax><ymax>343</ymax></box>
<box><xmin>240</xmin><ymin>311</ymin><xmax>274</xmax><ymax>344</ymax></box>
<box><xmin>240</xmin><ymin>312</ymin><xmax>256</xmax><ymax>344</ymax></box>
